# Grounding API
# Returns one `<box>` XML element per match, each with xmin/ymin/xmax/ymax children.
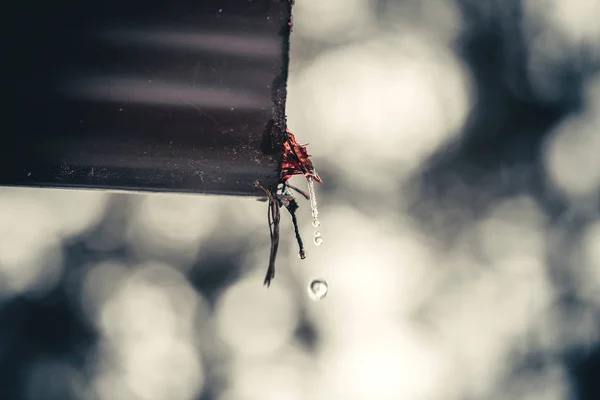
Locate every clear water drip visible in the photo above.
<box><xmin>308</xmin><ymin>279</ymin><xmax>328</xmax><ymax>300</ymax></box>
<box><xmin>313</xmin><ymin>231</ymin><xmax>323</xmax><ymax>246</ymax></box>
<box><xmin>307</xmin><ymin>177</ymin><xmax>322</xmax><ymax>242</ymax></box>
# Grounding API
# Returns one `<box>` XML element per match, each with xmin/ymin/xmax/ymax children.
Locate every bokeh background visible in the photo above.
<box><xmin>2</xmin><ymin>0</ymin><xmax>600</xmax><ymax>398</ymax></box>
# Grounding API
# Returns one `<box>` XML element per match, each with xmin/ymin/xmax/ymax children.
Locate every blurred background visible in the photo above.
<box><xmin>2</xmin><ymin>0</ymin><xmax>600</xmax><ymax>399</ymax></box>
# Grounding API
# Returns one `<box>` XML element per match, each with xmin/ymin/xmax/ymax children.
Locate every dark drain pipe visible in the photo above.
<box><xmin>1</xmin><ymin>0</ymin><xmax>291</xmax><ymax>196</ymax></box>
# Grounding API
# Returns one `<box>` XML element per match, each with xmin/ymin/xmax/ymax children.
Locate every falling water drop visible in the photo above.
<box><xmin>313</xmin><ymin>231</ymin><xmax>323</xmax><ymax>245</ymax></box>
<box><xmin>307</xmin><ymin>177</ymin><xmax>322</xmax><ymax>243</ymax></box>
<box><xmin>308</xmin><ymin>279</ymin><xmax>328</xmax><ymax>300</ymax></box>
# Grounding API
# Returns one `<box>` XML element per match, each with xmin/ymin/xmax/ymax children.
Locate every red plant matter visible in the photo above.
<box><xmin>289</xmin><ymin>0</ymin><xmax>295</xmax><ymax>31</ymax></box>
<box><xmin>281</xmin><ymin>129</ymin><xmax>323</xmax><ymax>184</ymax></box>
<box><xmin>256</xmin><ymin>129</ymin><xmax>322</xmax><ymax>287</ymax></box>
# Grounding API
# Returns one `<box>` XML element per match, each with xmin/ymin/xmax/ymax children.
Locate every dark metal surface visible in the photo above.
<box><xmin>1</xmin><ymin>0</ymin><xmax>291</xmax><ymax>195</ymax></box>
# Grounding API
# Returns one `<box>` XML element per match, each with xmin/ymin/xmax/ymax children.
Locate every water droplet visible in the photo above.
<box><xmin>298</xmin><ymin>250</ymin><xmax>306</xmax><ymax>259</ymax></box>
<box><xmin>314</xmin><ymin>236</ymin><xmax>324</xmax><ymax>246</ymax></box>
<box><xmin>307</xmin><ymin>177</ymin><xmax>321</xmax><ymax>230</ymax></box>
<box><xmin>308</xmin><ymin>279</ymin><xmax>328</xmax><ymax>300</ymax></box>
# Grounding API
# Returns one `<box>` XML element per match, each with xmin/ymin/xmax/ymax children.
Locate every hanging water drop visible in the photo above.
<box><xmin>307</xmin><ymin>177</ymin><xmax>322</xmax><ymax>243</ymax></box>
<box><xmin>308</xmin><ymin>279</ymin><xmax>328</xmax><ymax>300</ymax></box>
<box><xmin>298</xmin><ymin>249</ymin><xmax>306</xmax><ymax>259</ymax></box>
